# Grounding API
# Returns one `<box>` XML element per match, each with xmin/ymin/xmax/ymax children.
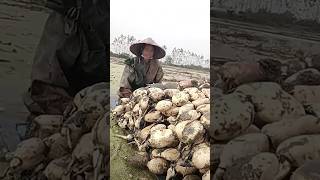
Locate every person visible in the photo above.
<box><xmin>23</xmin><ymin>0</ymin><xmax>108</xmax><ymax>118</ymax></box>
<box><xmin>118</xmin><ymin>38</ymin><xmax>166</xmax><ymax>98</ymax></box>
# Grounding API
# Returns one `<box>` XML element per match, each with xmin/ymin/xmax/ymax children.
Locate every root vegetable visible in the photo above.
<box><xmin>179</xmin><ymin>110</ymin><xmax>201</xmax><ymax>121</ymax></box>
<box><xmin>149</xmin><ymin>129</ymin><xmax>178</xmax><ymax>148</ymax></box>
<box><xmin>262</xmin><ymin>115</ymin><xmax>320</xmax><ymax>148</ymax></box>
<box><xmin>201</xmin><ymin>88</ymin><xmax>210</xmax><ymax>98</ymax></box>
<box><xmin>192</xmin><ymin>98</ymin><xmax>210</xmax><ymax>107</ymax></box>
<box><xmin>219</xmin><ymin>133</ymin><xmax>270</xmax><ymax>170</ymax></box>
<box><xmin>10</xmin><ymin>138</ymin><xmax>46</xmax><ymax>172</ymax></box>
<box><xmin>139</xmin><ymin>96</ymin><xmax>149</xmax><ymax>111</ymax></box>
<box><xmin>172</xmin><ymin>92</ymin><xmax>190</xmax><ymax>106</ymax></box>
<box><xmin>147</xmin><ymin>158</ymin><xmax>169</xmax><ymax>174</ymax></box>
<box><xmin>200</xmin><ymin>112</ymin><xmax>209</xmax><ymax>129</ymax></box>
<box><xmin>162</xmin><ymin>106</ymin><xmax>180</xmax><ymax>117</ymax></box>
<box><xmin>181</xmin><ymin>121</ymin><xmax>205</xmax><ymax>144</ymax></box>
<box><xmin>196</xmin><ymin>104</ymin><xmax>209</xmax><ymax>114</ymax></box>
<box><xmin>152</xmin><ymin>148</ymin><xmax>180</xmax><ymax>162</ymax></box>
<box><xmin>43</xmin><ymin>133</ymin><xmax>70</xmax><ymax>160</ymax></box>
<box><xmin>236</xmin><ymin>82</ymin><xmax>305</xmax><ymax>123</ymax></box>
<box><xmin>291</xmin><ymin>85</ymin><xmax>320</xmax><ymax>106</ymax></box>
<box><xmin>164</xmin><ymin>89</ymin><xmax>180</xmax><ymax>98</ymax></box>
<box><xmin>192</xmin><ymin>144</ymin><xmax>210</xmax><ymax>169</ymax></box>
<box><xmin>202</xmin><ymin>170</ymin><xmax>210</xmax><ymax>180</ymax></box>
<box><xmin>144</xmin><ymin>111</ymin><xmax>162</xmax><ymax>123</ymax></box>
<box><xmin>148</xmin><ymin>88</ymin><xmax>165</xmax><ymax>101</ymax></box>
<box><xmin>223</xmin><ymin>152</ymin><xmax>280</xmax><ymax>180</ymax></box>
<box><xmin>112</xmin><ymin>105</ymin><xmax>124</xmax><ymax>116</ymax></box>
<box><xmin>155</xmin><ymin>100</ymin><xmax>173</xmax><ymax>112</ymax></box>
<box><xmin>133</xmin><ymin>88</ymin><xmax>147</xmax><ymax>98</ymax></box>
<box><xmin>183</xmin><ymin>175</ymin><xmax>201</xmax><ymax>180</ymax></box>
<box><xmin>212</xmin><ymin>93</ymin><xmax>254</xmax><ymax>141</ymax></box>
<box><xmin>43</xmin><ymin>155</ymin><xmax>71</xmax><ymax>180</ymax></box>
<box><xmin>290</xmin><ymin>160</ymin><xmax>320</xmax><ymax>180</ymax></box>
<box><xmin>120</xmin><ymin>98</ymin><xmax>130</xmax><ymax>105</ymax></box>
<box><xmin>276</xmin><ymin>134</ymin><xmax>320</xmax><ymax>168</ymax></box>
<box><xmin>33</xmin><ymin>115</ymin><xmax>63</xmax><ymax>139</ymax></box>
<box><xmin>175</xmin><ymin>160</ymin><xmax>197</xmax><ymax>176</ymax></box>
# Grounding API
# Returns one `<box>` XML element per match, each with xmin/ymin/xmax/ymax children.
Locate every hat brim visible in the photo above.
<box><xmin>130</xmin><ymin>43</ymin><xmax>166</xmax><ymax>60</ymax></box>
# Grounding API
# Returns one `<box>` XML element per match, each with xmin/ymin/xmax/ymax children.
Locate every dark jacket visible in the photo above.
<box><xmin>118</xmin><ymin>57</ymin><xmax>164</xmax><ymax>98</ymax></box>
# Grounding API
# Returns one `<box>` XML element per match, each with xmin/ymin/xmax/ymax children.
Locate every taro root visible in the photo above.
<box><xmin>235</xmin><ymin>82</ymin><xmax>305</xmax><ymax>124</ymax></box>
<box><xmin>152</xmin><ymin>148</ymin><xmax>180</xmax><ymax>162</ymax></box>
<box><xmin>43</xmin><ymin>155</ymin><xmax>71</xmax><ymax>180</ymax></box>
<box><xmin>291</xmin><ymin>85</ymin><xmax>320</xmax><ymax>106</ymax></box>
<box><xmin>73</xmin><ymin>82</ymin><xmax>108</xmax><ymax>107</ymax></box>
<box><xmin>148</xmin><ymin>87</ymin><xmax>165</xmax><ymax>101</ymax></box>
<box><xmin>175</xmin><ymin>160</ymin><xmax>197</xmax><ymax>176</ymax></box>
<box><xmin>155</xmin><ymin>100</ymin><xmax>173</xmax><ymax>112</ymax></box>
<box><xmin>164</xmin><ymin>89</ymin><xmax>180</xmax><ymax>98</ymax></box>
<box><xmin>33</xmin><ymin>115</ymin><xmax>63</xmax><ymax>139</ymax></box>
<box><xmin>147</xmin><ymin>158</ymin><xmax>169</xmax><ymax>175</ymax></box>
<box><xmin>241</xmin><ymin>125</ymin><xmax>260</xmax><ymax>135</ymax></box>
<box><xmin>179</xmin><ymin>110</ymin><xmax>201</xmax><ymax>121</ymax></box>
<box><xmin>72</xmin><ymin>133</ymin><xmax>94</xmax><ymax>164</ymax></box>
<box><xmin>144</xmin><ymin>110</ymin><xmax>162</xmax><ymax>123</ymax></box>
<box><xmin>192</xmin><ymin>144</ymin><xmax>210</xmax><ymax>169</ymax></box>
<box><xmin>148</xmin><ymin>129</ymin><xmax>178</xmax><ymax>148</ymax></box>
<box><xmin>178</xmin><ymin>80</ymin><xmax>198</xmax><ymax>89</ymax></box>
<box><xmin>181</xmin><ymin>121</ymin><xmax>205</xmax><ymax>144</ymax></box>
<box><xmin>43</xmin><ymin>133</ymin><xmax>70</xmax><ymax>160</ymax></box>
<box><xmin>133</xmin><ymin>88</ymin><xmax>148</xmax><ymax>98</ymax></box>
<box><xmin>139</xmin><ymin>96</ymin><xmax>149</xmax><ymax>111</ymax></box>
<box><xmin>182</xmin><ymin>175</ymin><xmax>201</xmax><ymax>180</ymax></box>
<box><xmin>223</xmin><ymin>152</ymin><xmax>280</xmax><ymax>180</ymax></box>
<box><xmin>175</xmin><ymin>120</ymin><xmax>193</xmax><ymax>140</ymax></box>
<box><xmin>202</xmin><ymin>170</ymin><xmax>210</xmax><ymax>180</ymax></box>
<box><xmin>150</xmin><ymin>124</ymin><xmax>167</xmax><ymax>133</ymax></box>
<box><xmin>162</xmin><ymin>106</ymin><xmax>180</xmax><ymax>117</ymax></box>
<box><xmin>212</xmin><ymin>93</ymin><xmax>254</xmax><ymax>141</ymax></box>
<box><xmin>195</xmin><ymin>104</ymin><xmax>209</xmax><ymax>114</ymax></box>
<box><xmin>137</xmin><ymin>124</ymin><xmax>154</xmax><ymax>141</ymax></box>
<box><xmin>10</xmin><ymin>138</ymin><xmax>46</xmax><ymax>172</ymax></box>
<box><xmin>201</xmin><ymin>88</ymin><xmax>210</xmax><ymax>98</ymax></box>
<box><xmin>112</xmin><ymin>105</ymin><xmax>124</xmax><ymax>116</ymax></box>
<box><xmin>262</xmin><ymin>115</ymin><xmax>320</xmax><ymax>148</ymax></box>
<box><xmin>211</xmin><ymin>143</ymin><xmax>225</xmax><ymax>171</ymax></box>
<box><xmin>283</xmin><ymin>68</ymin><xmax>320</xmax><ymax>89</ymax></box>
<box><xmin>172</xmin><ymin>92</ymin><xmax>190</xmax><ymax>106</ymax></box>
<box><xmin>276</xmin><ymin>134</ymin><xmax>320</xmax><ymax>168</ymax></box>
<box><xmin>184</xmin><ymin>88</ymin><xmax>204</xmax><ymax>101</ymax></box>
<box><xmin>120</xmin><ymin>98</ymin><xmax>130</xmax><ymax>105</ymax></box>
<box><xmin>200</xmin><ymin>112</ymin><xmax>209</xmax><ymax>129</ymax></box>
<box><xmin>178</xmin><ymin>104</ymin><xmax>195</xmax><ymax>117</ymax></box>
<box><xmin>132</xmin><ymin>104</ymin><xmax>140</xmax><ymax>114</ymax></box>
<box><xmin>167</xmin><ymin>116</ymin><xmax>177</xmax><ymax>124</ymax></box>
<box><xmin>192</xmin><ymin>98</ymin><xmax>210</xmax><ymax>108</ymax></box>
<box><xmin>167</xmin><ymin>124</ymin><xmax>176</xmax><ymax>131</ymax></box>
<box><xmin>290</xmin><ymin>160</ymin><xmax>320</xmax><ymax>180</ymax></box>
<box><xmin>215</xmin><ymin>133</ymin><xmax>270</xmax><ymax>179</ymax></box>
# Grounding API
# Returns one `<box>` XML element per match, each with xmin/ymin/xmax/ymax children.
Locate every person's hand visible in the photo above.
<box><xmin>119</xmin><ymin>88</ymin><xmax>132</xmax><ymax>98</ymax></box>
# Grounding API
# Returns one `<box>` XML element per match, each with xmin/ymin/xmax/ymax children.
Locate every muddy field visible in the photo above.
<box><xmin>0</xmin><ymin>1</ymin><xmax>49</xmax><ymax>151</ymax></box>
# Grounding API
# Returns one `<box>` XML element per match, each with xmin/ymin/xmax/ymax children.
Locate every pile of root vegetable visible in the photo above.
<box><xmin>212</xmin><ymin>59</ymin><xmax>320</xmax><ymax>180</ymax></box>
<box><xmin>112</xmin><ymin>80</ymin><xmax>211</xmax><ymax>180</ymax></box>
<box><xmin>1</xmin><ymin>83</ymin><xmax>109</xmax><ymax>180</ymax></box>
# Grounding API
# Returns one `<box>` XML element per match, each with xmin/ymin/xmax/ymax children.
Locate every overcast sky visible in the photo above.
<box><xmin>110</xmin><ymin>0</ymin><xmax>210</xmax><ymax>59</ymax></box>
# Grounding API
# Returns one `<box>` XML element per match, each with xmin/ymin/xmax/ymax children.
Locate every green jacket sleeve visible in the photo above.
<box><xmin>154</xmin><ymin>65</ymin><xmax>164</xmax><ymax>83</ymax></box>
